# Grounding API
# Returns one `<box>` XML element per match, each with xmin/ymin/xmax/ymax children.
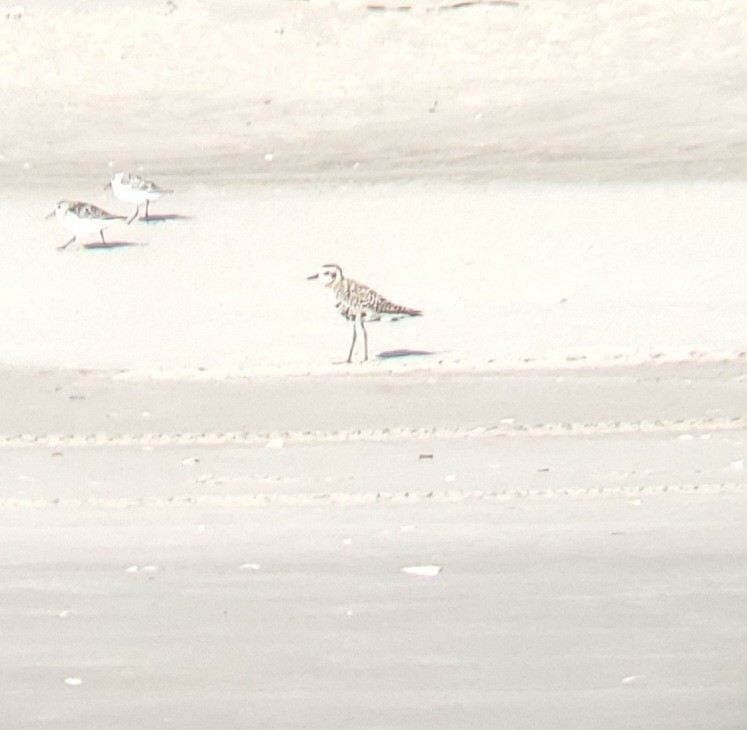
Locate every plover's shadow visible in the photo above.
<box><xmin>134</xmin><ymin>214</ymin><xmax>191</xmax><ymax>225</ymax></box>
<box><xmin>331</xmin><ymin>349</ymin><xmax>435</xmax><ymax>365</ymax></box>
<box><xmin>377</xmin><ymin>349</ymin><xmax>435</xmax><ymax>360</ymax></box>
<box><xmin>81</xmin><ymin>241</ymin><xmax>147</xmax><ymax>250</ymax></box>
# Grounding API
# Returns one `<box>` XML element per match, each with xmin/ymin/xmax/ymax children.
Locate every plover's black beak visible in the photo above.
<box><xmin>306</xmin><ymin>273</ymin><xmax>319</xmax><ymax>280</ymax></box>
<box><xmin>103</xmin><ymin>182</ymin><xmax>112</xmax><ymax>191</ymax></box>
<box><xmin>44</xmin><ymin>210</ymin><xmax>55</xmax><ymax>220</ymax></box>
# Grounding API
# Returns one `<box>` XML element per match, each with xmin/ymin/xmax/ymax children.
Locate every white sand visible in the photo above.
<box><xmin>3</xmin><ymin>181</ymin><xmax>747</xmax><ymax>372</ymax></box>
<box><xmin>1</xmin><ymin>1</ymin><xmax>746</xmax><ymax>727</ymax></box>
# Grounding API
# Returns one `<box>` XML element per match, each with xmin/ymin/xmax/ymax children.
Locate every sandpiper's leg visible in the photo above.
<box><xmin>361</xmin><ymin>317</ymin><xmax>369</xmax><ymax>361</ymax></box>
<box><xmin>100</xmin><ymin>230</ymin><xmax>106</xmax><ymax>245</ymax></box>
<box><xmin>347</xmin><ymin>319</ymin><xmax>358</xmax><ymax>363</ymax></box>
<box><xmin>144</xmin><ymin>200</ymin><xmax>150</xmax><ymax>220</ymax></box>
<box><xmin>58</xmin><ymin>235</ymin><xmax>76</xmax><ymax>251</ymax></box>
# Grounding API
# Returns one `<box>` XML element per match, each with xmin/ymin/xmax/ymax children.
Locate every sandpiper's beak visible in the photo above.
<box><xmin>103</xmin><ymin>181</ymin><xmax>112</xmax><ymax>191</ymax></box>
<box><xmin>44</xmin><ymin>210</ymin><xmax>55</xmax><ymax>220</ymax></box>
<box><xmin>306</xmin><ymin>273</ymin><xmax>319</xmax><ymax>280</ymax></box>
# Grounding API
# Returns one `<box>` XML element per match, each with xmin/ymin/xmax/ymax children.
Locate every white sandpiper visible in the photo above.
<box><xmin>106</xmin><ymin>172</ymin><xmax>172</xmax><ymax>221</ymax></box>
<box><xmin>46</xmin><ymin>200</ymin><xmax>128</xmax><ymax>250</ymax></box>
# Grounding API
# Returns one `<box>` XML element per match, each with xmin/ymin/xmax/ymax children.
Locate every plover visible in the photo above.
<box><xmin>106</xmin><ymin>172</ymin><xmax>172</xmax><ymax>221</ymax></box>
<box><xmin>307</xmin><ymin>264</ymin><xmax>422</xmax><ymax>363</ymax></box>
<box><xmin>46</xmin><ymin>200</ymin><xmax>128</xmax><ymax>250</ymax></box>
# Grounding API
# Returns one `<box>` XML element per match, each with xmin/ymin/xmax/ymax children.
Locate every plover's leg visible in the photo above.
<box><xmin>360</xmin><ymin>317</ymin><xmax>369</xmax><ymax>361</ymax></box>
<box><xmin>57</xmin><ymin>235</ymin><xmax>76</xmax><ymax>251</ymax></box>
<box><xmin>100</xmin><ymin>230</ymin><xmax>107</xmax><ymax>246</ymax></box>
<box><xmin>347</xmin><ymin>318</ymin><xmax>358</xmax><ymax>364</ymax></box>
<box><xmin>144</xmin><ymin>200</ymin><xmax>150</xmax><ymax>220</ymax></box>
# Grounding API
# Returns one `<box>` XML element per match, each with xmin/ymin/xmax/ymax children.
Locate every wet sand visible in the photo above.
<box><xmin>1</xmin><ymin>365</ymin><xmax>745</xmax><ymax>728</ymax></box>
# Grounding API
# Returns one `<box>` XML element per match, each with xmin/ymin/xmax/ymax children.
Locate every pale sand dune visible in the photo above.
<box><xmin>1</xmin><ymin>1</ymin><xmax>746</xmax><ymax>727</ymax></box>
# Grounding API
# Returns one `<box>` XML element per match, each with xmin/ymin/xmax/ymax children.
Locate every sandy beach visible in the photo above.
<box><xmin>1</xmin><ymin>0</ymin><xmax>746</xmax><ymax>727</ymax></box>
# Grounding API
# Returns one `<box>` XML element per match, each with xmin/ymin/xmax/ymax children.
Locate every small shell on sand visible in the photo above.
<box><xmin>402</xmin><ymin>565</ymin><xmax>441</xmax><ymax>577</ymax></box>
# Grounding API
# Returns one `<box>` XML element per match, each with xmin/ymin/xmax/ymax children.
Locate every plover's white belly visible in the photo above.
<box><xmin>115</xmin><ymin>182</ymin><xmax>163</xmax><ymax>205</ymax></box>
<box><xmin>63</xmin><ymin>214</ymin><xmax>114</xmax><ymax>236</ymax></box>
<box><xmin>113</xmin><ymin>185</ymin><xmax>147</xmax><ymax>205</ymax></box>
<box><xmin>141</xmin><ymin>188</ymin><xmax>163</xmax><ymax>202</ymax></box>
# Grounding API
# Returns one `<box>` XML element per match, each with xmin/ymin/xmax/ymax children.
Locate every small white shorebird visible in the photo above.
<box><xmin>307</xmin><ymin>264</ymin><xmax>422</xmax><ymax>363</ymax></box>
<box><xmin>106</xmin><ymin>172</ymin><xmax>172</xmax><ymax>221</ymax></box>
<box><xmin>46</xmin><ymin>200</ymin><xmax>128</xmax><ymax>250</ymax></box>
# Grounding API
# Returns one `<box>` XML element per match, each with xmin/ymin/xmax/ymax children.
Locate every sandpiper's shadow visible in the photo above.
<box><xmin>134</xmin><ymin>214</ymin><xmax>191</xmax><ymax>225</ymax></box>
<box><xmin>81</xmin><ymin>241</ymin><xmax>147</xmax><ymax>250</ymax></box>
<box><xmin>377</xmin><ymin>349</ymin><xmax>435</xmax><ymax>360</ymax></box>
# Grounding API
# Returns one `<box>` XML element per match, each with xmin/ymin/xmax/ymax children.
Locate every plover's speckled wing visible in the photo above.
<box><xmin>68</xmin><ymin>201</ymin><xmax>127</xmax><ymax>221</ymax></box>
<box><xmin>128</xmin><ymin>175</ymin><xmax>172</xmax><ymax>194</ymax></box>
<box><xmin>335</xmin><ymin>277</ymin><xmax>423</xmax><ymax>321</ymax></box>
